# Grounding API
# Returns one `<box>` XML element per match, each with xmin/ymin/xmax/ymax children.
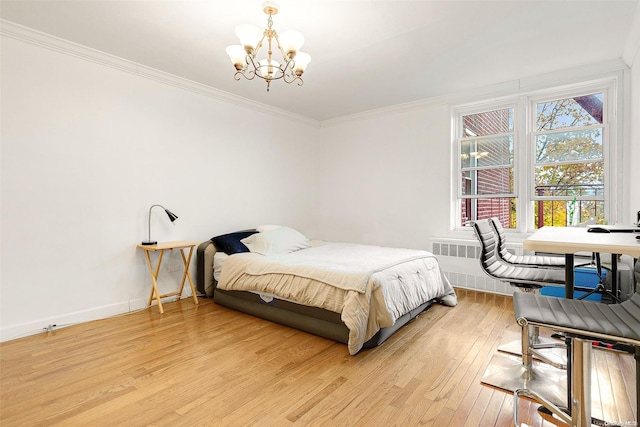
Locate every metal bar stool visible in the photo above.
<box><xmin>487</xmin><ymin>218</ymin><xmax>573</xmax><ymax>358</ymax></box>
<box><xmin>513</xmin><ymin>291</ymin><xmax>640</xmax><ymax>427</ymax></box>
<box><xmin>474</xmin><ymin>219</ymin><xmax>570</xmax><ymax>401</ymax></box>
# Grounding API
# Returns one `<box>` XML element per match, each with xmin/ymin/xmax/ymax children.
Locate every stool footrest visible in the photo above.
<box><xmin>514</xmin><ymin>388</ymin><xmax>571</xmax><ymax>426</ymax></box>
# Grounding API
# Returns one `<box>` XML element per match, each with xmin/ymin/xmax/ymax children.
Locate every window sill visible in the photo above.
<box><xmin>438</xmin><ymin>227</ymin><xmax>532</xmax><ymax>244</ymax></box>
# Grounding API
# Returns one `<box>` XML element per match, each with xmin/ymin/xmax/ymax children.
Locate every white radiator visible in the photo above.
<box><xmin>429</xmin><ymin>237</ymin><xmax>516</xmax><ymax>295</ymax></box>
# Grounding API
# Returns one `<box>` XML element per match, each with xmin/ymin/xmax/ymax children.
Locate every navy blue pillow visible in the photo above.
<box><xmin>211</xmin><ymin>230</ymin><xmax>257</xmax><ymax>254</ymax></box>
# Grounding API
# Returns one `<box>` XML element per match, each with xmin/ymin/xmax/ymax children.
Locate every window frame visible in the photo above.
<box><xmin>453</xmin><ymin>100</ymin><xmax>519</xmax><ymax>227</ymax></box>
<box><xmin>451</xmin><ymin>77</ymin><xmax>618</xmax><ymax>233</ymax></box>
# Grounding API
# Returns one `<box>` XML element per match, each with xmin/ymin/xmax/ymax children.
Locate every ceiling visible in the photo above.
<box><xmin>1</xmin><ymin>1</ymin><xmax>639</xmax><ymax>122</ymax></box>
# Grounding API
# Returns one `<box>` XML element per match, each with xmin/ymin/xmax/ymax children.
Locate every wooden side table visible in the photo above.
<box><xmin>136</xmin><ymin>240</ymin><xmax>199</xmax><ymax>314</ymax></box>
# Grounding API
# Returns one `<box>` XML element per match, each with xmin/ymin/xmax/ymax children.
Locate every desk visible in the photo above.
<box><xmin>524</xmin><ymin>226</ymin><xmax>640</xmax><ymax>299</ymax></box>
<box><xmin>137</xmin><ymin>241</ymin><xmax>199</xmax><ymax>314</ymax></box>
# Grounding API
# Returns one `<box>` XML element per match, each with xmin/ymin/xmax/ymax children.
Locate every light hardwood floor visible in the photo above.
<box><xmin>1</xmin><ymin>289</ymin><xmax>636</xmax><ymax>426</ymax></box>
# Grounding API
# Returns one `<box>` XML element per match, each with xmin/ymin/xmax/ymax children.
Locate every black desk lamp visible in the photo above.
<box><xmin>141</xmin><ymin>204</ymin><xmax>178</xmax><ymax>245</ymax></box>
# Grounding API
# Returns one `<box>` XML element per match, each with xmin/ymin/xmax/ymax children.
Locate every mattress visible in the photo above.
<box><xmin>198</xmin><ymin>238</ymin><xmax>457</xmax><ymax>354</ymax></box>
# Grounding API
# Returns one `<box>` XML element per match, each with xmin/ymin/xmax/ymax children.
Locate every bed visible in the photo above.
<box><xmin>196</xmin><ymin>226</ymin><xmax>457</xmax><ymax>355</ymax></box>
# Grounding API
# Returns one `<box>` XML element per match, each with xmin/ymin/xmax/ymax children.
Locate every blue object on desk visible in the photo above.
<box><xmin>540</xmin><ymin>267</ymin><xmax>605</xmax><ymax>302</ymax></box>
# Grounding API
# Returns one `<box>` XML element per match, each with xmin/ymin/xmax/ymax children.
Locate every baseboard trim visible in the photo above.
<box><xmin>0</xmin><ymin>294</ymin><xmax>188</xmax><ymax>342</ymax></box>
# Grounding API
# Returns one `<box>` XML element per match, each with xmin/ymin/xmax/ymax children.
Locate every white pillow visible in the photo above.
<box><xmin>256</xmin><ymin>224</ymin><xmax>283</xmax><ymax>232</ymax></box>
<box><xmin>241</xmin><ymin>227</ymin><xmax>310</xmax><ymax>255</ymax></box>
<box><xmin>213</xmin><ymin>251</ymin><xmax>229</xmax><ymax>281</ymax></box>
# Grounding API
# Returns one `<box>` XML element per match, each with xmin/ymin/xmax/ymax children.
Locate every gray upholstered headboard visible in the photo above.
<box><xmin>196</xmin><ymin>240</ymin><xmax>218</xmax><ymax>297</ymax></box>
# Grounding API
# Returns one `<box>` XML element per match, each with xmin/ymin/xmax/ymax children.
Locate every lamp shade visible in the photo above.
<box><xmin>164</xmin><ymin>208</ymin><xmax>178</xmax><ymax>222</ymax></box>
<box><xmin>278</xmin><ymin>30</ymin><xmax>304</xmax><ymax>56</ymax></box>
<box><xmin>226</xmin><ymin>45</ymin><xmax>247</xmax><ymax>69</ymax></box>
<box><xmin>235</xmin><ymin>24</ymin><xmax>263</xmax><ymax>51</ymax></box>
<box><xmin>292</xmin><ymin>52</ymin><xmax>311</xmax><ymax>75</ymax></box>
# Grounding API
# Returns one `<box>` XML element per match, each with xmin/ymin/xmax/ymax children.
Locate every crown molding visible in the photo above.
<box><xmin>320</xmin><ymin>59</ymin><xmax>628</xmax><ymax>128</ymax></box>
<box><xmin>622</xmin><ymin>2</ymin><xmax>640</xmax><ymax>67</ymax></box>
<box><xmin>0</xmin><ymin>19</ymin><xmax>320</xmax><ymax>128</ymax></box>
<box><xmin>2</xmin><ymin>18</ymin><xmax>630</xmax><ymax>131</ymax></box>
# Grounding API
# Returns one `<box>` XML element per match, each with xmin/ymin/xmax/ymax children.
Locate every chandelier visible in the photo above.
<box><xmin>226</xmin><ymin>2</ymin><xmax>311</xmax><ymax>92</ymax></box>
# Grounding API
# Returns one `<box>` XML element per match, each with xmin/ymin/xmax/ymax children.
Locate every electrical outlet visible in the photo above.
<box><xmin>166</xmin><ymin>263</ymin><xmax>180</xmax><ymax>273</ymax></box>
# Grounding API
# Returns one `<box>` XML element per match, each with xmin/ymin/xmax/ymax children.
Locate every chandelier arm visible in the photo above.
<box><xmin>233</xmin><ymin>70</ymin><xmax>256</xmax><ymax>81</ymax></box>
<box><xmin>282</xmin><ymin>73</ymin><xmax>303</xmax><ymax>85</ymax></box>
<box><xmin>246</xmin><ymin>54</ymin><xmax>259</xmax><ymax>76</ymax></box>
<box><xmin>272</xmin><ymin>32</ymin><xmax>290</xmax><ymax>63</ymax></box>
<box><xmin>254</xmin><ymin>34</ymin><xmax>266</xmax><ymax>57</ymax></box>
<box><xmin>280</xmin><ymin>57</ymin><xmax>301</xmax><ymax>85</ymax></box>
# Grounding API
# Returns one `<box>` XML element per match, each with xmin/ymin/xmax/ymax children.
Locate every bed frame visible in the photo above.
<box><xmin>196</xmin><ymin>240</ymin><xmax>436</xmax><ymax>350</ymax></box>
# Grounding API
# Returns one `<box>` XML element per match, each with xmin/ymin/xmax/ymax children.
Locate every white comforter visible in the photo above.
<box><xmin>217</xmin><ymin>243</ymin><xmax>457</xmax><ymax>354</ymax></box>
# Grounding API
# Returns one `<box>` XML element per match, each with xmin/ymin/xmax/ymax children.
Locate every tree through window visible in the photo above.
<box><xmin>533</xmin><ymin>93</ymin><xmax>605</xmax><ymax>227</ymax></box>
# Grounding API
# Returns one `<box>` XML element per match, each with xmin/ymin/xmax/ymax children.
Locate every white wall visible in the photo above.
<box><xmin>0</xmin><ymin>35</ymin><xmax>319</xmax><ymax>340</ymax></box>
<box><xmin>314</xmin><ymin>105</ymin><xmax>451</xmax><ymax>249</ymax></box>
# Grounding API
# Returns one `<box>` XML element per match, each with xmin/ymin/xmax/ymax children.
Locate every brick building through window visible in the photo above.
<box><xmin>460</xmin><ymin>108</ymin><xmax>513</xmax><ymax>228</ymax></box>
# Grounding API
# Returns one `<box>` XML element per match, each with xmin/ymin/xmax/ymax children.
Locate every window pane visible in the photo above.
<box><xmin>462</xmin><ymin>167</ymin><xmax>513</xmax><ymax>196</ymax></box>
<box><xmin>534</xmin><ymin>163</ymin><xmax>604</xmax><ymax>197</ymax></box>
<box><xmin>460</xmin><ymin>198</ymin><xmax>516</xmax><ymax>228</ymax></box>
<box><xmin>463</xmin><ymin>108</ymin><xmax>513</xmax><ymax>137</ymax></box>
<box><xmin>535</xmin><ymin>129</ymin><xmax>603</xmax><ymax>163</ymax></box>
<box><xmin>461</xmin><ymin>136</ymin><xmax>513</xmax><ymax>168</ymax></box>
<box><xmin>536</xmin><ymin>93</ymin><xmax>603</xmax><ymax>131</ymax></box>
<box><xmin>533</xmin><ymin>200</ymin><xmax>605</xmax><ymax>228</ymax></box>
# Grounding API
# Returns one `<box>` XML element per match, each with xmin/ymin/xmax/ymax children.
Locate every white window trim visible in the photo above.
<box><xmin>451</xmin><ymin>76</ymin><xmax>619</xmax><ymax>234</ymax></box>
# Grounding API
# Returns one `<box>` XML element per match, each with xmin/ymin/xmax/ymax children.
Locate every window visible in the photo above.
<box><xmin>453</xmin><ymin>79</ymin><xmax>616</xmax><ymax>231</ymax></box>
<box><xmin>532</xmin><ymin>93</ymin><xmax>605</xmax><ymax>227</ymax></box>
<box><xmin>459</xmin><ymin>107</ymin><xmax>516</xmax><ymax>228</ymax></box>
